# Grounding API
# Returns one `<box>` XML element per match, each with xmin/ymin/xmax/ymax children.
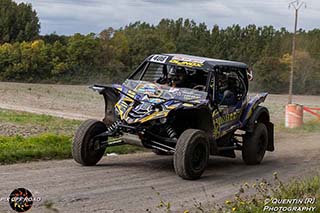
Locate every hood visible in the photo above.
<box><xmin>120</xmin><ymin>79</ymin><xmax>207</xmax><ymax>104</ymax></box>
<box><xmin>112</xmin><ymin>80</ymin><xmax>207</xmax><ymax>124</ymax></box>
<box><xmin>112</xmin><ymin>80</ymin><xmax>208</xmax><ymax>124</ymax></box>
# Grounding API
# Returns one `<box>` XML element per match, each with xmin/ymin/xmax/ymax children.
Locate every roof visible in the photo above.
<box><xmin>162</xmin><ymin>53</ymin><xmax>248</xmax><ymax>69</ymax></box>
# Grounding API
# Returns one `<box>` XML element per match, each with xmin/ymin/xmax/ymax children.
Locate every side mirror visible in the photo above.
<box><xmin>247</xmin><ymin>69</ymin><xmax>254</xmax><ymax>81</ymax></box>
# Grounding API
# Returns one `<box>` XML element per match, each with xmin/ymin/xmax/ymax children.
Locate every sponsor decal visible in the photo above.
<box><xmin>169</xmin><ymin>59</ymin><xmax>203</xmax><ymax>67</ymax></box>
<box><xmin>171</xmin><ymin>55</ymin><xmax>206</xmax><ymax>64</ymax></box>
<box><xmin>213</xmin><ymin>111</ymin><xmax>241</xmax><ymax>124</ymax></box>
<box><xmin>212</xmin><ymin>110</ymin><xmax>241</xmax><ymax>137</ymax></box>
<box><xmin>136</xmin><ymin>83</ymin><xmax>162</xmax><ymax>97</ymax></box>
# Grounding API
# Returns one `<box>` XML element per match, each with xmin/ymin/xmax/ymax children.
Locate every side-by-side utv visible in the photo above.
<box><xmin>72</xmin><ymin>54</ymin><xmax>274</xmax><ymax>180</ymax></box>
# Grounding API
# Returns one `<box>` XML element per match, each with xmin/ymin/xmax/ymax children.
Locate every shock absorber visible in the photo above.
<box><xmin>165</xmin><ymin>125</ymin><xmax>177</xmax><ymax>139</ymax></box>
<box><xmin>106</xmin><ymin>120</ymin><xmax>121</xmax><ymax>134</ymax></box>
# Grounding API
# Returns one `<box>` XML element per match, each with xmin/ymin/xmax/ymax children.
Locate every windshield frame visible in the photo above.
<box><xmin>129</xmin><ymin>61</ymin><xmax>211</xmax><ymax>92</ymax></box>
<box><xmin>123</xmin><ymin>79</ymin><xmax>209</xmax><ymax>104</ymax></box>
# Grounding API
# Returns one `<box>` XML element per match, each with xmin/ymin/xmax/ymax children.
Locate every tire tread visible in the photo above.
<box><xmin>174</xmin><ymin>129</ymin><xmax>209</xmax><ymax>180</ymax></box>
<box><xmin>72</xmin><ymin>119</ymin><xmax>107</xmax><ymax>166</ymax></box>
<box><xmin>242</xmin><ymin>123</ymin><xmax>268</xmax><ymax>165</ymax></box>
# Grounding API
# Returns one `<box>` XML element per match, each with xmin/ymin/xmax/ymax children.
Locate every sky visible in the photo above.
<box><xmin>14</xmin><ymin>0</ymin><xmax>320</xmax><ymax>35</ymax></box>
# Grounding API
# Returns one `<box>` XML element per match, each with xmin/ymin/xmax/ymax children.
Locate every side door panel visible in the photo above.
<box><xmin>211</xmin><ymin>67</ymin><xmax>247</xmax><ymax>139</ymax></box>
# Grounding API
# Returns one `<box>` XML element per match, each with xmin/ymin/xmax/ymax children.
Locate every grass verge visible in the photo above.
<box><xmin>0</xmin><ymin>109</ymin><xmax>81</xmax><ymax>135</ymax></box>
<box><xmin>276</xmin><ymin>120</ymin><xmax>320</xmax><ymax>133</ymax></box>
<box><xmin>0</xmin><ymin>134</ymin><xmax>143</xmax><ymax>164</ymax></box>
<box><xmin>154</xmin><ymin>173</ymin><xmax>319</xmax><ymax>212</ymax></box>
<box><xmin>0</xmin><ymin>134</ymin><xmax>71</xmax><ymax>164</ymax></box>
<box><xmin>221</xmin><ymin>173</ymin><xmax>320</xmax><ymax>213</ymax></box>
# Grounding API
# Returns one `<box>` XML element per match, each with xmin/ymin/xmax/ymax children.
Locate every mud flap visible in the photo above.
<box><xmin>266</xmin><ymin>122</ymin><xmax>274</xmax><ymax>151</ymax></box>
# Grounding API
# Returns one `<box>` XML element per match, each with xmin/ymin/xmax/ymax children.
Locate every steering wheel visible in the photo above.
<box><xmin>193</xmin><ymin>85</ymin><xmax>206</xmax><ymax>91</ymax></box>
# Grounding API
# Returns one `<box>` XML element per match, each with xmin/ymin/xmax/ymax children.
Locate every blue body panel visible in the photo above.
<box><xmin>240</xmin><ymin>93</ymin><xmax>268</xmax><ymax>127</ymax></box>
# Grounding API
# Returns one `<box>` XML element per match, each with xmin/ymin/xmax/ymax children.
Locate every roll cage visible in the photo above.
<box><xmin>128</xmin><ymin>54</ymin><xmax>248</xmax><ymax>107</ymax></box>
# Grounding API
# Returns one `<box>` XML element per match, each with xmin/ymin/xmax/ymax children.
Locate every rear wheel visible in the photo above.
<box><xmin>72</xmin><ymin>119</ymin><xmax>107</xmax><ymax>166</ymax></box>
<box><xmin>174</xmin><ymin>129</ymin><xmax>209</xmax><ymax>180</ymax></box>
<box><xmin>242</xmin><ymin>123</ymin><xmax>268</xmax><ymax>165</ymax></box>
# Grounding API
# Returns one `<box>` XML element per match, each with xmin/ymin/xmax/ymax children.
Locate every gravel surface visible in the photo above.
<box><xmin>0</xmin><ymin>132</ymin><xmax>319</xmax><ymax>212</ymax></box>
<box><xmin>0</xmin><ymin>82</ymin><xmax>319</xmax><ymax>212</ymax></box>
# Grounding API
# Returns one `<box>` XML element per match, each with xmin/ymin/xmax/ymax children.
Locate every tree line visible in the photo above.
<box><xmin>0</xmin><ymin>0</ymin><xmax>319</xmax><ymax>94</ymax></box>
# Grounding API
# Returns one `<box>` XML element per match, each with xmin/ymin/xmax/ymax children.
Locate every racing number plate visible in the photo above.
<box><xmin>150</xmin><ymin>55</ymin><xmax>168</xmax><ymax>63</ymax></box>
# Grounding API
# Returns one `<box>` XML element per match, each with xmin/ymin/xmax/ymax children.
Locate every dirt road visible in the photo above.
<box><xmin>0</xmin><ymin>132</ymin><xmax>319</xmax><ymax>212</ymax></box>
<box><xmin>0</xmin><ymin>82</ymin><xmax>104</xmax><ymax>120</ymax></box>
<box><xmin>0</xmin><ymin>82</ymin><xmax>319</xmax><ymax>212</ymax></box>
<box><xmin>1</xmin><ymin>82</ymin><xmax>319</xmax><ymax>122</ymax></box>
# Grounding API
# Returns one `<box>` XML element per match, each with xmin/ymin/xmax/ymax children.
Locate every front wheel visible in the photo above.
<box><xmin>72</xmin><ymin>119</ymin><xmax>107</xmax><ymax>166</ymax></box>
<box><xmin>174</xmin><ymin>129</ymin><xmax>209</xmax><ymax>180</ymax></box>
<box><xmin>242</xmin><ymin>123</ymin><xmax>268</xmax><ymax>165</ymax></box>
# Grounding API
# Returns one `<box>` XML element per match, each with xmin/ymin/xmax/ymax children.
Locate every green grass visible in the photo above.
<box><xmin>107</xmin><ymin>144</ymin><xmax>145</xmax><ymax>154</ymax></box>
<box><xmin>0</xmin><ymin>109</ymin><xmax>81</xmax><ymax>135</ymax></box>
<box><xmin>0</xmin><ymin>134</ymin><xmax>144</xmax><ymax>164</ymax></box>
<box><xmin>0</xmin><ymin>134</ymin><xmax>72</xmax><ymax>164</ymax></box>
<box><xmin>155</xmin><ymin>173</ymin><xmax>320</xmax><ymax>212</ymax></box>
<box><xmin>276</xmin><ymin>120</ymin><xmax>320</xmax><ymax>133</ymax></box>
<box><xmin>221</xmin><ymin>173</ymin><xmax>320</xmax><ymax>213</ymax></box>
<box><xmin>0</xmin><ymin>108</ymin><xmax>144</xmax><ymax>164</ymax></box>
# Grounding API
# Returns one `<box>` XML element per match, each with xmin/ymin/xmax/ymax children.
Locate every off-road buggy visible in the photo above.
<box><xmin>72</xmin><ymin>54</ymin><xmax>274</xmax><ymax>180</ymax></box>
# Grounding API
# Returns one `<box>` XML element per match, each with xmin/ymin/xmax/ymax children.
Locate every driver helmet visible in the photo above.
<box><xmin>168</xmin><ymin>66</ymin><xmax>187</xmax><ymax>86</ymax></box>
